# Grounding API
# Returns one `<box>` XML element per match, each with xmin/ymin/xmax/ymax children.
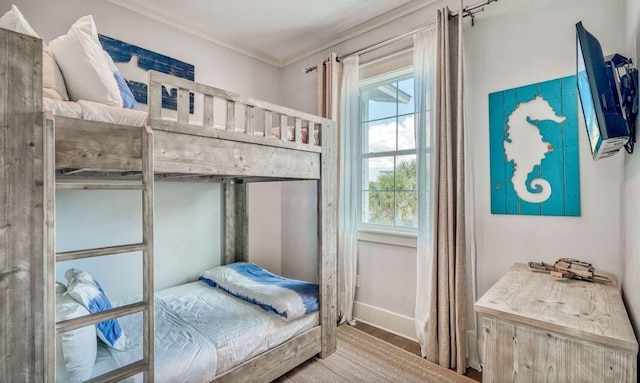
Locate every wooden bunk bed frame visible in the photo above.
<box><xmin>0</xmin><ymin>28</ymin><xmax>337</xmax><ymax>382</ymax></box>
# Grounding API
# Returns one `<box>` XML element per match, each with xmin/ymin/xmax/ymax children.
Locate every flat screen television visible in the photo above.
<box><xmin>576</xmin><ymin>22</ymin><xmax>633</xmax><ymax>160</ymax></box>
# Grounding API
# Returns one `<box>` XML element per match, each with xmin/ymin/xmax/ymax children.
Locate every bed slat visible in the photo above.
<box><xmin>0</xmin><ymin>29</ymin><xmax>45</xmax><ymax>382</ymax></box>
<box><xmin>55</xmin><ymin>183</ymin><xmax>144</xmax><ymax>190</ymax></box>
<box><xmin>213</xmin><ymin>327</ymin><xmax>321</xmax><ymax>383</ymax></box>
<box><xmin>245</xmin><ymin>105</ymin><xmax>255</xmax><ymax>135</ymax></box>
<box><xmin>319</xmin><ymin>121</ymin><xmax>338</xmax><ymax>357</ymax></box>
<box><xmin>294</xmin><ymin>118</ymin><xmax>302</xmax><ymax>143</ymax></box>
<box><xmin>85</xmin><ymin>360</ymin><xmax>148</xmax><ymax>383</ymax></box>
<box><xmin>178</xmin><ymin>88</ymin><xmax>190</xmax><ymax>124</ymax></box>
<box><xmin>204</xmin><ymin>95</ymin><xmax>214</xmax><ymax>128</ymax></box>
<box><xmin>56</xmin><ymin>243</ymin><xmax>146</xmax><ymax>262</ymax></box>
<box><xmin>141</xmin><ymin>125</ymin><xmax>155</xmax><ymax>383</ymax></box>
<box><xmin>226</xmin><ymin>101</ymin><xmax>235</xmax><ymax>131</ymax></box>
<box><xmin>280</xmin><ymin>114</ymin><xmax>287</xmax><ymax>142</ymax></box>
<box><xmin>44</xmin><ymin>114</ymin><xmax>56</xmax><ymax>382</ymax></box>
<box><xmin>264</xmin><ymin>110</ymin><xmax>272</xmax><ymax>137</ymax></box>
<box><xmin>55</xmin><ymin>302</ymin><xmax>146</xmax><ymax>334</ymax></box>
<box><xmin>224</xmin><ymin>181</ymin><xmax>247</xmax><ymax>264</ymax></box>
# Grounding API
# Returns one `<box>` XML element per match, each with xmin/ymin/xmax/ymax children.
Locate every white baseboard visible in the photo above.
<box><xmin>353</xmin><ymin>301</ymin><xmax>417</xmax><ymax>342</ymax></box>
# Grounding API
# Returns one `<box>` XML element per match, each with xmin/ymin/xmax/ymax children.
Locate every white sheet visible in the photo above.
<box><xmin>43</xmin><ymin>97</ymin><xmax>148</xmax><ymax>127</ymax></box>
<box><xmin>98</xmin><ymin>281</ymin><xmax>318</xmax><ymax>381</ymax></box>
<box><xmin>108</xmin><ymin>296</ymin><xmax>218</xmax><ymax>383</ymax></box>
<box><xmin>43</xmin><ymin>97</ymin><xmax>82</xmax><ymax>119</ymax></box>
<box><xmin>79</xmin><ymin>100</ymin><xmax>148</xmax><ymax>127</ymax></box>
<box><xmin>90</xmin><ymin>343</ymin><xmax>120</xmax><ymax>380</ymax></box>
<box><xmin>157</xmin><ymin>282</ymin><xmax>319</xmax><ymax>374</ymax></box>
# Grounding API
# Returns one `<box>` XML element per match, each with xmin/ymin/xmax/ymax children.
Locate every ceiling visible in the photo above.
<box><xmin>106</xmin><ymin>0</ymin><xmax>438</xmax><ymax>67</ymax></box>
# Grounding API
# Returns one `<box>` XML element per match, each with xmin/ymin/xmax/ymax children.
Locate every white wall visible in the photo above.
<box><xmin>281</xmin><ymin>0</ymin><xmax>628</xmax><ymax>339</ymax></box>
<box><xmin>10</xmin><ymin>0</ymin><xmax>284</xmax><ymax>298</ymax></box>
<box><xmin>248</xmin><ymin>182</ymin><xmax>282</xmax><ymax>274</ymax></box>
<box><xmin>12</xmin><ymin>0</ymin><xmax>282</xmax><ymax>101</ymax></box>
<box><xmin>280</xmin><ymin>181</ymin><xmax>319</xmax><ymax>282</ymax></box>
<box><xmin>280</xmin><ymin>0</ymin><xmax>460</xmax><ymax>338</ymax></box>
<box><xmin>56</xmin><ymin>182</ymin><xmax>222</xmax><ymax>301</ymax></box>
<box><xmin>467</xmin><ymin>0</ymin><xmax>626</xmax><ymax>296</ymax></box>
<box><xmin>623</xmin><ymin>0</ymin><xmax>640</xmax><ymax>363</ymax></box>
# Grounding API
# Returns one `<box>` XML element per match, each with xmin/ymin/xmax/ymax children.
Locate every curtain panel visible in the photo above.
<box><xmin>413</xmin><ymin>26</ymin><xmax>437</xmax><ymax>359</ymax></box>
<box><xmin>337</xmin><ymin>56</ymin><xmax>359</xmax><ymax>325</ymax></box>
<box><xmin>425</xmin><ymin>6</ymin><xmax>471</xmax><ymax>375</ymax></box>
<box><xmin>317</xmin><ymin>54</ymin><xmax>359</xmax><ymax>325</ymax></box>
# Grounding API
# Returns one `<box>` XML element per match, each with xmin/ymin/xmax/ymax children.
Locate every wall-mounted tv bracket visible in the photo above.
<box><xmin>607</xmin><ymin>54</ymin><xmax>638</xmax><ymax>154</ymax></box>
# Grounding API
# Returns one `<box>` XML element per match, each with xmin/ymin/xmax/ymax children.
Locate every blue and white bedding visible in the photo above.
<box><xmin>109</xmin><ymin>296</ymin><xmax>218</xmax><ymax>383</ymax></box>
<box><xmin>157</xmin><ymin>282</ymin><xmax>319</xmax><ymax>373</ymax></box>
<box><xmin>105</xmin><ymin>281</ymin><xmax>319</xmax><ymax>382</ymax></box>
<box><xmin>199</xmin><ymin>262</ymin><xmax>319</xmax><ymax>321</ymax></box>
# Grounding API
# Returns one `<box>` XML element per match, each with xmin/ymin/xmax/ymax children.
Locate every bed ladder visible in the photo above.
<box><xmin>52</xmin><ymin>126</ymin><xmax>155</xmax><ymax>383</ymax></box>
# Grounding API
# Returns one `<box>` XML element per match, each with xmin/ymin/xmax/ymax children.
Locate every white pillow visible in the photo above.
<box><xmin>65</xmin><ymin>268</ymin><xmax>132</xmax><ymax>350</ymax></box>
<box><xmin>0</xmin><ymin>5</ymin><xmax>69</xmax><ymax>101</ymax></box>
<box><xmin>0</xmin><ymin>4</ymin><xmax>38</xmax><ymax>36</ymax></box>
<box><xmin>43</xmin><ymin>46</ymin><xmax>69</xmax><ymax>101</ymax></box>
<box><xmin>56</xmin><ymin>291</ymin><xmax>98</xmax><ymax>383</ymax></box>
<box><xmin>49</xmin><ymin>15</ymin><xmax>122</xmax><ymax>106</ymax></box>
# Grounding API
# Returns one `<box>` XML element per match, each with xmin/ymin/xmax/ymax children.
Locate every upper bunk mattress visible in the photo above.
<box><xmin>44</xmin><ymin>98</ymin><xmax>318</xmax><ymax>144</ymax></box>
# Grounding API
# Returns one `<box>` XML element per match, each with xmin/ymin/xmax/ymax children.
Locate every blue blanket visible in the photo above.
<box><xmin>199</xmin><ymin>262</ymin><xmax>319</xmax><ymax>321</ymax></box>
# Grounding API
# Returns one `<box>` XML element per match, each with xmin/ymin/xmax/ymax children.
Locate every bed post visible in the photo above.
<box><xmin>318</xmin><ymin>119</ymin><xmax>338</xmax><ymax>358</ymax></box>
<box><xmin>0</xmin><ymin>29</ymin><xmax>47</xmax><ymax>381</ymax></box>
<box><xmin>224</xmin><ymin>180</ymin><xmax>248</xmax><ymax>264</ymax></box>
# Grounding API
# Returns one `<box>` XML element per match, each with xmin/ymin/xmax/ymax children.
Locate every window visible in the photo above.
<box><xmin>359</xmin><ymin>67</ymin><xmax>417</xmax><ymax>231</ymax></box>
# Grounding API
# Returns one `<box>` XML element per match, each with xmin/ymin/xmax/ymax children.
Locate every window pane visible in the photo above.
<box><xmin>395</xmin><ymin>191</ymin><xmax>417</xmax><ymax>228</ymax></box>
<box><xmin>363</xmin><ymin>118</ymin><xmax>396</xmax><ymax>154</ymax></box>
<box><xmin>397</xmin><ymin>115</ymin><xmax>415</xmax><ymax>151</ymax></box>
<box><xmin>363</xmin><ymin>157</ymin><xmax>394</xmax><ymax>191</ymax></box>
<box><xmin>397</xmin><ymin>77</ymin><xmax>415</xmax><ymax>115</ymax></box>
<box><xmin>363</xmin><ymin>191</ymin><xmax>395</xmax><ymax>226</ymax></box>
<box><xmin>358</xmin><ymin>68</ymin><xmax>421</xmax><ymax>231</ymax></box>
<box><xmin>361</xmin><ymin>85</ymin><xmax>397</xmax><ymax>121</ymax></box>
<box><xmin>395</xmin><ymin>154</ymin><xmax>416</xmax><ymax>191</ymax></box>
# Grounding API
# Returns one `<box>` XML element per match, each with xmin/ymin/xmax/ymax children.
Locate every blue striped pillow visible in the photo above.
<box><xmin>65</xmin><ymin>269</ymin><xmax>131</xmax><ymax>350</ymax></box>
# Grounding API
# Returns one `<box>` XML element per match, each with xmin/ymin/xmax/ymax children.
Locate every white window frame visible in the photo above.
<box><xmin>357</xmin><ymin>66</ymin><xmax>418</xmax><ymax>237</ymax></box>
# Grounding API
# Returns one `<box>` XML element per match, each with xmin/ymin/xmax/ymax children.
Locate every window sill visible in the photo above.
<box><xmin>357</xmin><ymin>229</ymin><xmax>417</xmax><ymax>248</ymax></box>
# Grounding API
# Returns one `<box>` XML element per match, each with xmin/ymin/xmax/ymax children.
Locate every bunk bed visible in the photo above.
<box><xmin>0</xmin><ymin>27</ymin><xmax>337</xmax><ymax>382</ymax></box>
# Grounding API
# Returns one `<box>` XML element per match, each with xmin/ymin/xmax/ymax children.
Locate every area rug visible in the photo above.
<box><xmin>274</xmin><ymin>325</ymin><xmax>474</xmax><ymax>383</ymax></box>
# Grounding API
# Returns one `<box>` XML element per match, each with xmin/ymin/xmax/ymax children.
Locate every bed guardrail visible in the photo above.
<box><xmin>147</xmin><ymin>71</ymin><xmax>331</xmax><ymax>153</ymax></box>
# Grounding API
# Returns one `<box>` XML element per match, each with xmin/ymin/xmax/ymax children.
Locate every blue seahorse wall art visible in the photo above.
<box><xmin>489</xmin><ymin>76</ymin><xmax>580</xmax><ymax>216</ymax></box>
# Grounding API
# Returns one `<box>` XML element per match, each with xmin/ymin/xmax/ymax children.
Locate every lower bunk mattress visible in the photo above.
<box><xmin>90</xmin><ymin>281</ymin><xmax>319</xmax><ymax>382</ymax></box>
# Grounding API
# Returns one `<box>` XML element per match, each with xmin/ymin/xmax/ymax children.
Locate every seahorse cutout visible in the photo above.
<box><xmin>503</xmin><ymin>96</ymin><xmax>565</xmax><ymax>203</ymax></box>
<box><xmin>115</xmin><ymin>54</ymin><xmax>175</xmax><ymax>98</ymax></box>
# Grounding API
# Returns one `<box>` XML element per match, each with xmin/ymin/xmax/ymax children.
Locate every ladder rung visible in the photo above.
<box><xmin>84</xmin><ymin>360</ymin><xmax>148</xmax><ymax>383</ymax></box>
<box><xmin>56</xmin><ymin>302</ymin><xmax>146</xmax><ymax>334</ymax></box>
<box><xmin>56</xmin><ymin>243</ymin><xmax>146</xmax><ymax>262</ymax></box>
<box><xmin>56</xmin><ymin>183</ymin><xmax>145</xmax><ymax>190</ymax></box>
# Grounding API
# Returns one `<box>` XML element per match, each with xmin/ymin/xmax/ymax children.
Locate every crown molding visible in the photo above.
<box><xmin>108</xmin><ymin>0</ymin><xmax>439</xmax><ymax>68</ymax></box>
<box><xmin>106</xmin><ymin>0</ymin><xmax>282</xmax><ymax>67</ymax></box>
<box><xmin>279</xmin><ymin>0</ymin><xmax>440</xmax><ymax>67</ymax></box>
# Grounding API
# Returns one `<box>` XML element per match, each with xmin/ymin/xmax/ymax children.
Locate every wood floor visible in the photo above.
<box><xmin>352</xmin><ymin>321</ymin><xmax>482</xmax><ymax>382</ymax></box>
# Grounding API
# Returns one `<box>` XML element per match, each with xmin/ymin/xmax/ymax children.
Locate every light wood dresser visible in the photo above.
<box><xmin>475</xmin><ymin>263</ymin><xmax>638</xmax><ymax>383</ymax></box>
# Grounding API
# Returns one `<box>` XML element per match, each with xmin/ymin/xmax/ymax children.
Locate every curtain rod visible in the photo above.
<box><xmin>304</xmin><ymin>0</ymin><xmax>498</xmax><ymax>73</ymax></box>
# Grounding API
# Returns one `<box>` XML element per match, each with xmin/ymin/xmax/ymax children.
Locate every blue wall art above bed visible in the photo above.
<box><xmin>99</xmin><ymin>35</ymin><xmax>194</xmax><ymax>113</ymax></box>
<box><xmin>489</xmin><ymin>76</ymin><xmax>580</xmax><ymax>216</ymax></box>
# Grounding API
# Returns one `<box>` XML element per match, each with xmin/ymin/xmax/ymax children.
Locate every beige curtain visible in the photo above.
<box><xmin>317</xmin><ymin>53</ymin><xmax>341</xmax><ymax>121</ymax></box>
<box><xmin>426</xmin><ymin>6</ymin><xmax>470</xmax><ymax>375</ymax></box>
<box><xmin>318</xmin><ymin>54</ymin><xmax>359</xmax><ymax>325</ymax></box>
